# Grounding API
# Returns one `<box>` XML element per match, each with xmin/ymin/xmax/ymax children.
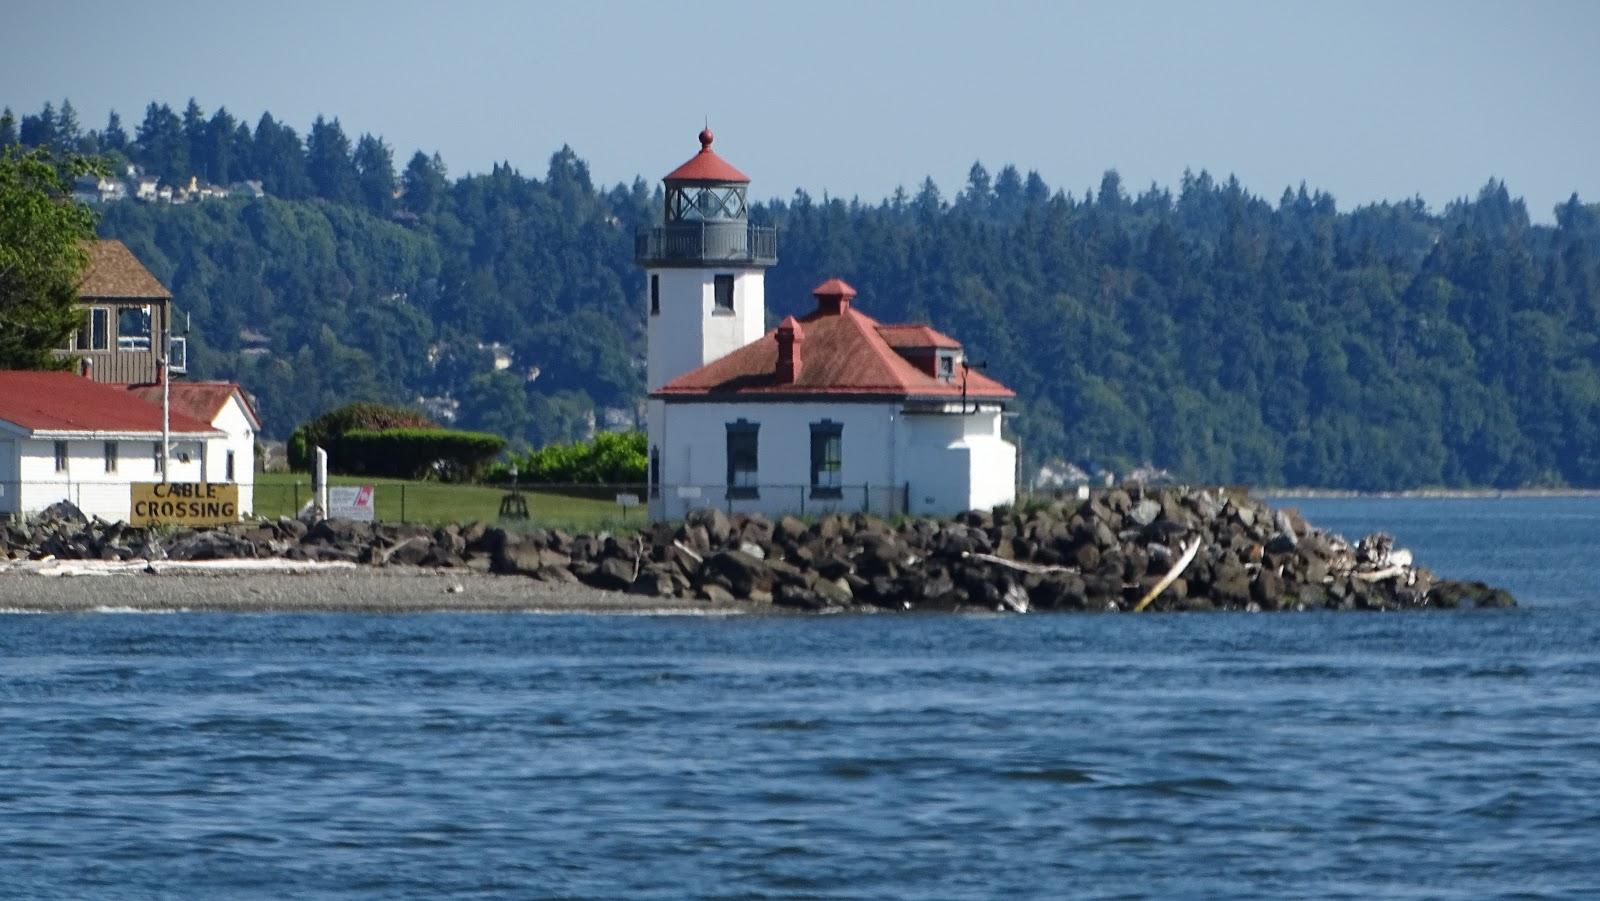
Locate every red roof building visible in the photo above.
<box><xmin>641</xmin><ymin>128</ymin><xmax>1018</xmax><ymax>520</ymax></box>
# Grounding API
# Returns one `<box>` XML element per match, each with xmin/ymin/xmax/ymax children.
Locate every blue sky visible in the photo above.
<box><xmin>5</xmin><ymin>0</ymin><xmax>1596</xmax><ymax>220</ymax></box>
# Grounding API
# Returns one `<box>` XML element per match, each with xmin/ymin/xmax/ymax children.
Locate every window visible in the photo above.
<box><xmin>226</xmin><ymin>450</ymin><xmax>236</xmax><ymax>482</ymax></box>
<box><xmin>713</xmin><ymin>274</ymin><xmax>734</xmax><ymax>314</ymax></box>
<box><xmin>77</xmin><ymin>308</ymin><xmax>110</xmax><ymax>351</ymax></box>
<box><xmin>153</xmin><ymin>442</ymin><xmax>163</xmax><ymax>475</ymax></box>
<box><xmin>104</xmin><ymin>441</ymin><xmax>118</xmax><ymax>473</ymax></box>
<box><xmin>650</xmin><ymin>274</ymin><xmax>660</xmax><ymax>315</ymax></box>
<box><xmin>118</xmin><ymin>305</ymin><xmax>152</xmax><ymax>351</ymax></box>
<box><xmin>938</xmin><ymin>353</ymin><xmax>956</xmax><ymax>381</ymax></box>
<box><xmin>54</xmin><ymin>441</ymin><xmax>68</xmax><ymax>473</ymax></box>
<box><xmin>649</xmin><ymin>446</ymin><xmax>661</xmax><ymax>498</ymax></box>
<box><xmin>725</xmin><ymin>419</ymin><xmax>759</xmax><ymax>498</ymax></box>
<box><xmin>810</xmin><ymin>421</ymin><xmax>843</xmax><ymax>498</ymax></box>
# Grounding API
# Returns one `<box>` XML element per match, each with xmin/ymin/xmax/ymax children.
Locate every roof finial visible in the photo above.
<box><xmin>699</xmin><ymin>119</ymin><xmax>713</xmax><ymax>150</ymax></box>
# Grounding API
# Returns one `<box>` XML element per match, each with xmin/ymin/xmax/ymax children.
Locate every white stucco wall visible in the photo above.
<box><xmin>0</xmin><ymin>438</ymin><xmax>16</xmax><ymax>516</ymax></box>
<box><xmin>5</xmin><ymin>435</ymin><xmax>207</xmax><ymax>521</ymax></box>
<box><xmin>899</xmin><ymin>406</ymin><xmax>1016</xmax><ymax>516</ymax></box>
<box><xmin>649</xmin><ymin>399</ymin><xmax>1017</xmax><ymax>520</ymax></box>
<box><xmin>645</xmin><ymin>267</ymin><xmax>765</xmax><ymax>391</ymax></box>
<box><xmin>205</xmin><ymin>395</ymin><xmax>256</xmax><ymax>515</ymax></box>
<box><xmin>652</xmin><ymin>400</ymin><xmax>899</xmax><ymax>520</ymax></box>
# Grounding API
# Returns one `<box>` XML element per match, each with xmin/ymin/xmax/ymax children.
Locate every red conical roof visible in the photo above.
<box><xmin>663</xmin><ymin>128</ymin><xmax>750</xmax><ymax>183</ymax></box>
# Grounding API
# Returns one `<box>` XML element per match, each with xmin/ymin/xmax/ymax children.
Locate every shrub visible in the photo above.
<box><xmin>339</xmin><ymin>428</ymin><xmax>507</xmax><ymax>482</ymax></box>
<box><xmin>287</xmin><ymin>402</ymin><xmax>436</xmax><ymax>471</ymax></box>
<box><xmin>488</xmin><ymin>430</ymin><xmax>646</xmax><ymax>484</ymax></box>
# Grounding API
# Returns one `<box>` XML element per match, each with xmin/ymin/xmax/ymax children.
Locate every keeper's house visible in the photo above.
<box><xmin>0</xmin><ymin>371</ymin><xmax>226</xmax><ymax>522</ymax></box>
<box><xmin>640</xmin><ymin>129</ymin><xmax>1017</xmax><ymax>520</ymax></box>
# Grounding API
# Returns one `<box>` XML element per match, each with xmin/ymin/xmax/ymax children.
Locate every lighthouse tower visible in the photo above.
<box><xmin>638</xmin><ymin>129</ymin><xmax>776</xmax><ymax>510</ymax></box>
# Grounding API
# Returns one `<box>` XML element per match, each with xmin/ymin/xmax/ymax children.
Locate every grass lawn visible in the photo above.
<box><xmin>252</xmin><ymin>472</ymin><xmax>647</xmax><ymax>532</ymax></box>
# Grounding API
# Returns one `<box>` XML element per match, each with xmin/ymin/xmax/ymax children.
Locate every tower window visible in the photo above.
<box><xmin>54</xmin><ymin>441</ymin><xmax>68</xmax><ymax>473</ymax></box>
<box><xmin>725</xmin><ymin>419</ymin><xmax>759</xmax><ymax>499</ymax></box>
<box><xmin>649</xmin><ymin>446</ymin><xmax>661</xmax><ymax>498</ymax></box>
<box><xmin>77</xmin><ymin>308</ymin><xmax>110</xmax><ymax>351</ymax></box>
<box><xmin>104</xmin><ymin>441</ymin><xmax>118</xmax><ymax>473</ymax></box>
<box><xmin>650</xmin><ymin>274</ymin><xmax>660</xmax><ymax>315</ymax></box>
<box><xmin>713</xmin><ymin>275</ymin><xmax>734</xmax><ymax>314</ymax></box>
<box><xmin>810</xmin><ymin>421</ymin><xmax>843</xmax><ymax>498</ymax></box>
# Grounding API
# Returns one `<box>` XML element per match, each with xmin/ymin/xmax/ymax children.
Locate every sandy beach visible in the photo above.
<box><xmin>0</xmin><ymin>565</ymin><xmax>746</xmax><ymax>614</ymax></box>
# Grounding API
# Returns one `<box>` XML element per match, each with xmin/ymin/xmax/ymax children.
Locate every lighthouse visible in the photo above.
<box><xmin>637</xmin><ymin>128</ymin><xmax>777</xmax><ymax>390</ymax></box>
<box><xmin>640</xmin><ymin>129</ymin><xmax>1017</xmax><ymax>520</ymax></box>
<box><xmin>639</xmin><ymin>129</ymin><xmax>777</xmax><ymax>512</ymax></box>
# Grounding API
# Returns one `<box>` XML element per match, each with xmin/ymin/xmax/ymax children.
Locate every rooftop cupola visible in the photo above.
<box><xmin>636</xmin><ymin>128</ymin><xmax>777</xmax><ymax>267</ymax></box>
<box><xmin>812</xmin><ymin>278</ymin><xmax>855</xmax><ymax>315</ymax></box>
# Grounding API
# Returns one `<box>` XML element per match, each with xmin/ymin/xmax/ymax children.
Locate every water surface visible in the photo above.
<box><xmin>3</xmin><ymin>497</ymin><xmax>1598</xmax><ymax>898</ymax></box>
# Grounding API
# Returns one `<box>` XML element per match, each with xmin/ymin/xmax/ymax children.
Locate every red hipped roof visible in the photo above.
<box><xmin>663</xmin><ymin>128</ymin><xmax>750</xmax><ymax>183</ymax></box>
<box><xmin>654</xmin><ymin>280</ymin><xmax>1015</xmax><ymax>401</ymax></box>
<box><xmin>876</xmin><ymin>324</ymin><xmax>963</xmax><ymax>350</ymax></box>
<box><xmin>0</xmin><ymin>371</ymin><xmax>217</xmax><ymax>434</ymax></box>
<box><xmin>124</xmin><ymin>381</ymin><xmax>261</xmax><ymax>431</ymax></box>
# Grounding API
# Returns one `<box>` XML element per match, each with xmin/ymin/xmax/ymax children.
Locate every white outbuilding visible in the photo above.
<box><xmin>639</xmin><ymin>130</ymin><xmax>1017</xmax><ymax>520</ymax></box>
<box><xmin>125</xmin><ymin>381</ymin><xmax>260</xmax><ymax>516</ymax></box>
<box><xmin>0</xmin><ymin>371</ymin><xmax>221</xmax><ymax>521</ymax></box>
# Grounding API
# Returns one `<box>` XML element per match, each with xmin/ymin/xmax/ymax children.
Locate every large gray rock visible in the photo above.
<box><xmin>699</xmin><ymin>549</ymin><xmax>773</xmax><ymax>598</ymax></box>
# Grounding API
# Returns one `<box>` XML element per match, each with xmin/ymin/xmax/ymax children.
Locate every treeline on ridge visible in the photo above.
<box><xmin>6</xmin><ymin>97</ymin><xmax>1600</xmax><ymax>490</ymax></box>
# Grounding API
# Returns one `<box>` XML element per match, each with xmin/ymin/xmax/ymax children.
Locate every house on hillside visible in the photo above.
<box><xmin>125</xmin><ymin>382</ymin><xmax>260</xmax><ymax>515</ymax></box>
<box><xmin>55</xmin><ymin>239</ymin><xmax>182</xmax><ymax>385</ymax></box>
<box><xmin>71</xmin><ymin>174</ymin><xmax>127</xmax><ymax>204</ymax></box>
<box><xmin>640</xmin><ymin>129</ymin><xmax>1017</xmax><ymax>519</ymax></box>
<box><xmin>0</xmin><ymin>371</ymin><xmax>225</xmax><ymax>522</ymax></box>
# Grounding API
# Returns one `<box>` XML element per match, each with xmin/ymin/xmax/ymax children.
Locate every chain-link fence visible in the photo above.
<box><xmin>251</xmin><ymin>479</ymin><xmax>652</xmax><ymax>528</ymax></box>
<box><xmin>4</xmin><ymin>476</ymin><xmax>910</xmax><ymax>527</ymax></box>
<box><xmin>650</xmin><ymin>483</ymin><xmax>910</xmax><ymax>520</ymax></box>
<box><xmin>0</xmin><ymin>478</ymin><xmax>255</xmax><ymax>523</ymax></box>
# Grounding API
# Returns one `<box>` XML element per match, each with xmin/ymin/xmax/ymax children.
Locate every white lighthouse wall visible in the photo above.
<box><xmin>646</xmin><ymin>268</ymin><xmax>766</xmax><ymax>391</ymax></box>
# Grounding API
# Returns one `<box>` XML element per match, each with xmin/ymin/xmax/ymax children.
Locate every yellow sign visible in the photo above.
<box><xmin>130</xmin><ymin>482</ymin><xmax>240</xmax><ymax>527</ymax></box>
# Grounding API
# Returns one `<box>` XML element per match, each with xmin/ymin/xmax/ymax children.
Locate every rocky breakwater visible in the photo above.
<box><xmin>485</xmin><ymin>486</ymin><xmax>1513</xmax><ymax>612</ymax></box>
<box><xmin>2</xmin><ymin>489</ymin><xmax>1515</xmax><ymax>613</ymax></box>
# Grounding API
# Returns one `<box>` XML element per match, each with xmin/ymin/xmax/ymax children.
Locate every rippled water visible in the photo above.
<box><xmin>4</xmin><ymin>498</ymin><xmax>1600</xmax><ymax>899</ymax></box>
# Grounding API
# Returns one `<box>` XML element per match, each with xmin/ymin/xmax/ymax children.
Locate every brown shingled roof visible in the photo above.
<box><xmin>78</xmin><ymin>239</ymin><xmax>171</xmax><ymax>300</ymax></box>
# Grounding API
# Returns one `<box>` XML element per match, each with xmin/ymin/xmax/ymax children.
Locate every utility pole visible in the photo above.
<box><xmin>160</xmin><ymin>316</ymin><xmax>171</xmax><ymax>483</ymax></box>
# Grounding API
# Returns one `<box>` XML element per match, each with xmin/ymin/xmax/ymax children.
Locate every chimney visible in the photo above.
<box><xmin>812</xmin><ymin>278</ymin><xmax>856</xmax><ymax>315</ymax></box>
<box><xmin>776</xmin><ymin>316</ymin><xmax>804</xmax><ymax>383</ymax></box>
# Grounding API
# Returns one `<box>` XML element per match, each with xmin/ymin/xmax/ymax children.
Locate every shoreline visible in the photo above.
<box><xmin>0</xmin><ymin>567</ymin><xmax>748</xmax><ymax>615</ymax></box>
<box><xmin>1256</xmin><ymin>488</ymin><xmax>1600</xmax><ymax>499</ymax></box>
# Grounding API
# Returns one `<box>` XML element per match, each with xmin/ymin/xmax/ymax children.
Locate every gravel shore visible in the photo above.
<box><xmin>0</xmin><ymin>567</ymin><xmax>747</xmax><ymax>614</ymax></box>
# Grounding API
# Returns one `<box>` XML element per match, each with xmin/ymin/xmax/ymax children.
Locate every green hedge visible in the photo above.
<box><xmin>288</xmin><ymin>402</ymin><xmax>436</xmax><ymax>471</ymax></box>
<box><xmin>339</xmin><ymin>428</ymin><xmax>506</xmax><ymax>481</ymax></box>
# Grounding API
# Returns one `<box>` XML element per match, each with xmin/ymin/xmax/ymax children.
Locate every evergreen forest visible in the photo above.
<box><xmin>6</xmin><ymin>98</ymin><xmax>1600</xmax><ymax>490</ymax></box>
